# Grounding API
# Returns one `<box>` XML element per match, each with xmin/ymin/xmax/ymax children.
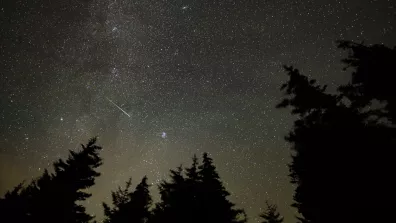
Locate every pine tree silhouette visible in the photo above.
<box><xmin>277</xmin><ymin>41</ymin><xmax>395</xmax><ymax>223</ymax></box>
<box><xmin>184</xmin><ymin>154</ymin><xmax>201</xmax><ymax>222</ymax></box>
<box><xmin>259</xmin><ymin>201</ymin><xmax>284</xmax><ymax>223</ymax></box>
<box><xmin>151</xmin><ymin>165</ymin><xmax>187</xmax><ymax>223</ymax></box>
<box><xmin>197</xmin><ymin>153</ymin><xmax>246</xmax><ymax>223</ymax></box>
<box><xmin>103</xmin><ymin>176</ymin><xmax>152</xmax><ymax>223</ymax></box>
<box><xmin>151</xmin><ymin>153</ymin><xmax>246</xmax><ymax>223</ymax></box>
<box><xmin>0</xmin><ymin>182</ymin><xmax>29</xmax><ymax>222</ymax></box>
<box><xmin>336</xmin><ymin>40</ymin><xmax>396</xmax><ymax>123</ymax></box>
<box><xmin>0</xmin><ymin>137</ymin><xmax>103</xmax><ymax>223</ymax></box>
<box><xmin>103</xmin><ymin>178</ymin><xmax>133</xmax><ymax>223</ymax></box>
<box><xmin>185</xmin><ymin>154</ymin><xmax>199</xmax><ymax>181</ymax></box>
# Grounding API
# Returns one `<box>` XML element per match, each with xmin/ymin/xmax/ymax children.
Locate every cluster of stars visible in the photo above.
<box><xmin>1</xmin><ymin>0</ymin><xmax>395</xmax><ymax>222</ymax></box>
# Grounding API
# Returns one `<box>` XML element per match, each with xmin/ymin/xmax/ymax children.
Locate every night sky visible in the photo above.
<box><xmin>1</xmin><ymin>0</ymin><xmax>395</xmax><ymax>222</ymax></box>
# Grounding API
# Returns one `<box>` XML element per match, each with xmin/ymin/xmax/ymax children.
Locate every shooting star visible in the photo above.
<box><xmin>105</xmin><ymin>97</ymin><xmax>131</xmax><ymax>118</ymax></box>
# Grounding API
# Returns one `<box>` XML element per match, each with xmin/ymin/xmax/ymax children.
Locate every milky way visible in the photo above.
<box><xmin>1</xmin><ymin>0</ymin><xmax>395</xmax><ymax>222</ymax></box>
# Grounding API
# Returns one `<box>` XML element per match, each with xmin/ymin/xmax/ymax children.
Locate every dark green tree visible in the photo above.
<box><xmin>151</xmin><ymin>165</ymin><xmax>187</xmax><ymax>223</ymax></box>
<box><xmin>259</xmin><ymin>201</ymin><xmax>284</xmax><ymax>223</ymax></box>
<box><xmin>151</xmin><ymin>154</ymin><xmax>246</xmax><ymax>223</ymax></box>
<box><xmin>103</xmin><ymin>178</ymin><xmax>133</xmax><ymax>223</ymax></box>
<box><xmin>0</xmin><ymin>182</ymin><xmax>30</xmax><ymax>222</ymax></box>
<box><xmin>336</xmin><ymin>40</ymin><xmax>396</xmax><ymax>123</ymax></box>
<box><xmin>197</xmin><ymin>153</ymin><xmax>246</xmax><ymax>223</ymax></box>
<box><xmin>185</xmin><ymin>154</ymin><xmax>199</xmax><ymax>181</ymax></box>
<box><xmin>183</xmin><ymin>154</ymin><xmax>201</xmax><ymax>221</ymax></box>
<box><xmin>103</xmin><ymin>176</ymin><xmax>152</xmax><ymax>223</ymax></box>
<box><xmin>277</xmin><ymin>41</ymin><xmax>395</xmax><ymax>223</ymax></box>
<box><xmin>0</xmin><ymin>137</ymin><xmax>103</xmax><ymax>223</ymax></box>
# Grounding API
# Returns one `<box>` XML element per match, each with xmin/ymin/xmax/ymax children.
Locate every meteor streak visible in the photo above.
<box><xmin>106</xmin><ymin>97</ymin><xmax>131</xmax><ymax>117</ymax></box>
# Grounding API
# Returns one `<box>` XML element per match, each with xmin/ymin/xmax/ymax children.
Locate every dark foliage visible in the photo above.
<box><xmin>277</xmin><ymin>42</ymin><xmax>395</xmax><ymax>223</ymax></box>
<box><xmin>0</xmin><ymin>137</ymin><xmax>102</xmax><ymax>223</ymax></box>
<box><xmin>103</xmin><ymin>176</ymin><xmax>152</xmax><ymax>223</ymax></box>
<box><xmin>197</xmin><ymin>153</ymin><xmax>246</xmax><ymax>223</ymax></box>
<box><xmin>336</xmin><ymin>40</ymin><xmax>396</xmax><ymax>124</ymax></box>
<box><xmin>150</xmin><ymin>165</ymin><xmax>187</xmax><ymax>223</ymax></box>
<box><xmin>151</xmin><ymin>153</ymin><xmax>246</xmax><ymax>223</ymax></box>
<box><xmin>259</xmin><ymin>201</ymin><xmax>283</xmax><ymax>223</ymax></box>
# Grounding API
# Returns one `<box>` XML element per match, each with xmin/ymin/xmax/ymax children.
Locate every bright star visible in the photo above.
<box><xmin>161</xmin><ymin>132</ymin><xmax>167</xmax><ymax>139</ymax></box>
<box><xmin>182</xmin><ymin>6</ymin><xmax>188</xmax><ymax>10</ymax></box>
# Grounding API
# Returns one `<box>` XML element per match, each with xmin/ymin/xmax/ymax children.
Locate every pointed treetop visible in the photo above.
<box><xmin>186</xmin><ymin>154</ymin><xmax>199</xmax><ymax>180</ymax></box>
<box><xmin>199</xmin><ymin>152</ymin><xmax>220</xmax><ymax>181</ymax></box>
<box><xmin>0</xmin><ymin>138</ymin><xmax>104</xmax><ymax>223</ymax></box>
<box><xmin>135</xmin><ymin>176</ymin><xmax>150</xmax><ymax>193</ymax></box>
<box><xmin>259</xmin><ymin>201</ymin><xmax>284</xmax><ymax>223</ymax></box>
<box><xmin>103</xmin><ymin>176</ymin><xmax>152</xmax><ymax>223</ymax></box>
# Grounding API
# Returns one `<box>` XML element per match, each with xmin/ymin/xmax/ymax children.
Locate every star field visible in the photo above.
<box><xmin>1</xmin><ymin>0</ymin><xmax>395</xmax><ymax>222</ymax></box>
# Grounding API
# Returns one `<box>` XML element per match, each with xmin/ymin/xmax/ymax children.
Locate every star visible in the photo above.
<box><xmin>1</xmin><ymin>1</ymin><xmax>395</xmax><ymax>222</ymax></box>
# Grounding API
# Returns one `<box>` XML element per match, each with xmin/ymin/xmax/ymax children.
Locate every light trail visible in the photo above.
<box><xmin>105</xmin><ymin>97</ymin><xmax>131</xmax><ymax>118</ymax></box>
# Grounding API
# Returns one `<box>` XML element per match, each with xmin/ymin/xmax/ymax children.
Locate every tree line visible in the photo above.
<box><xmin>0</xmin><ymin>139</ymin><xmax>280</xmax><ymax>223</ymax></box>
<box><xmin>1</xmin><ymin>40</ymin><xmax>394</xmax><ymax>223</ymax></box>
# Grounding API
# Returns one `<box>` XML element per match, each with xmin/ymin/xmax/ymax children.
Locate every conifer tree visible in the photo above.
<box><xmin>0</xmin><ymin>137</ymin><xmax>103</xmax><ymax>223</ymax></box>
<box><xmin>152</xmin><ymin>154</ymin><xmax>246</xmax><ymax>223</ymax></box>
<box><xmin>183</xmin><ymin>154</ymin><xmax>202</xmax><ymax>222</ymax></box>
<box><xmin>0</xmin><ymin>182</ymin><xmax>29</xmax><ymax>222</ymax></box>
<box><xmin>336</xmin><ymin>40</ymin><xmax>396</xmax><ymax>123</ymax></box>
<box><xmin>197</xmin><ymin>153</ymin><xmax>246</xmax><ymax>223</ymax></box>
<box><xmin>151</xmin><ymin>165</ymin><xmax>187</xmax><ymax>223</ymax></box>
<box><xmin>277</xmin><ymin>41</ymin><xmax>395</xmax><ymax>223</ymax></box>
<box><xmin>259</xmin><ymin>201</ymin><xmax>283</xmax><ymax>223</ymax></box>
<box><xmin>103</xmin><ymin>178</ymin><xmax>133</xmax><ymax>223</ymax></box>
<box><xmin>103</xmin><ymin>176</ymin><xmax>152</xmax><ymax>223</ymax></box>
<box><xmin>185</xmin><ymin>154</ymin><xmax>199</xmax><ymax>181</ymax></box>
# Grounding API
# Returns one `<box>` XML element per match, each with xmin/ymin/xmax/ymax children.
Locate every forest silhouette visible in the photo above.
<box><xmin>1</xmin><ymin>40</ymin><xmax>394</xmax><ymax>223</ymax></box>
